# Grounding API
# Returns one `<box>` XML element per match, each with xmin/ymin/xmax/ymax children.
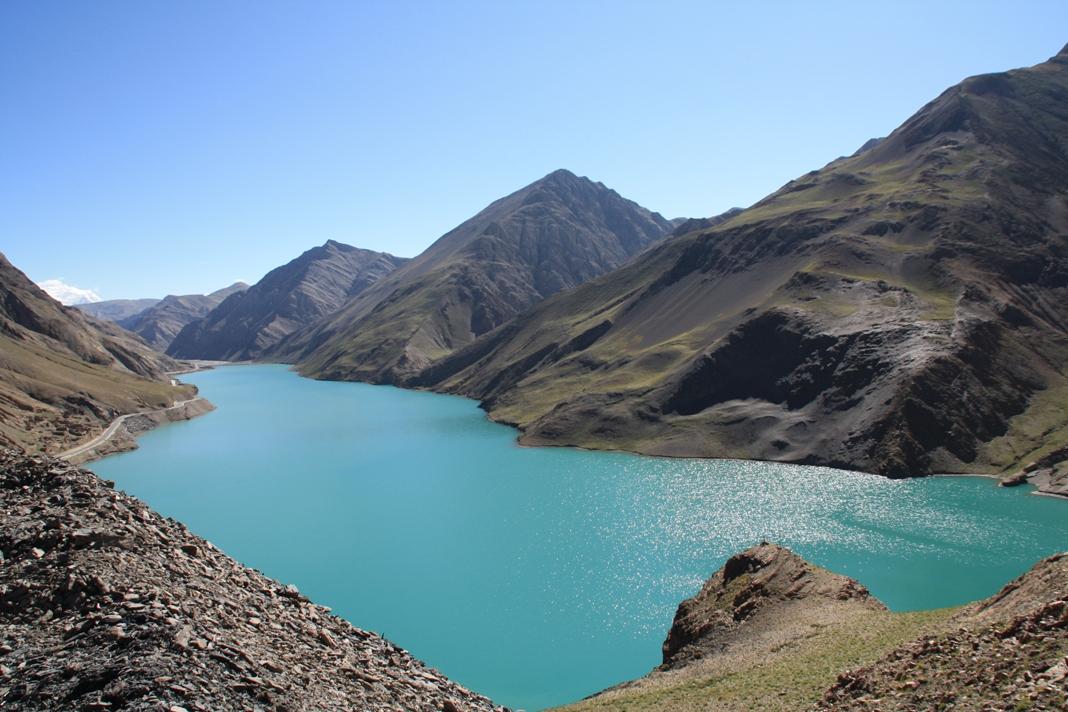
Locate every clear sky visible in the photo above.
<box><xmin>3</xmin><ymin>1</ymin><xmax>1067</xmax><ymax>299</ymax></box>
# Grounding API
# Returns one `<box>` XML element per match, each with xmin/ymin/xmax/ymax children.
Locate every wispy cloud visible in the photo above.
<box><xmin>37</xmin><ymin>279</ymin><xmax>101</xmax><ymax>305</ymax></box>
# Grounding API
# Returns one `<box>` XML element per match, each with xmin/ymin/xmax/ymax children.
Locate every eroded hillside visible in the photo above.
<box><xmin>0</xmin><ymin>253</ymin><xmax>195</xmax><ymax>455</ymax></box>
<box><xmin>417</xmin><ymin>46</ymin><xmax>1068</xmax><ymax>478</ymax></box>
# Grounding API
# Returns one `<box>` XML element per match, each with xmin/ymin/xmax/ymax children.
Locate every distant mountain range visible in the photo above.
<box><xmin>166</xmin><ymin>43</ymin><xmax>1068</xmax><ymax>481</ymax></box>
<box><xmin>167</xmin><ymin>241</ymin><xmax>408</xmax><ymax>361</ymax></box>
<box><xmin>0</xmin><ymin>253</ymin><xmax>192</xmax><ymax>454</ymax></box>
<box><xmin>116</xmin><ymin>282</ymin><xmax>248</xmax><ymax>352</ymax></box>
<box><xmin>271</xmin><ymin>169</ymin><xmax>673</xmax><ymax>382</ymax></box>
<box><xmin>75</xmin><ymin>298</ymin><xmax>160</xmax><ymax>322</ymax></box>
<box><xmin>7</xmin><ymin>47</ymin><xmax>1068</xmax><ymax>483</ymax></box>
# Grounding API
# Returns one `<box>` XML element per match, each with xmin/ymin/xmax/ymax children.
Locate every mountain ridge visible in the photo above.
<box><xmin>0</xmin><ymin>252</ymin><xmax>194</xmax><ymax>454</ymax></box>
<box><xmin>405</xmin><ymin>47</ymin><xmax>1068</xmax><ymax>478</ymax></box>
<box><xmin>117</xmin><ymin>282</ymin><xmax>248</xmax><ymax>352</ymax></box>
<box><xmin>168</xmin><ymin>241</ymin><xmax>408</xmax><ymax>361</ymax></box>
<box><xmin>275</xmin><ymin>169</ymin><xmax>673</xmax><ymax>383</ymax></box>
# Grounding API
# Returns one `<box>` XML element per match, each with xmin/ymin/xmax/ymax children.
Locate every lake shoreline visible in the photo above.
<box><xmin>61</xmin><ymin>361</ymin><xmax>248</xmax><ymax>466</ymax></box>
<box><xmin>290</xmin><ymin>360</ymin><xmax>1063</xmax><ymax>496</ymax></box>
<box><xmin>90</xmin><ymin>363</ymin><xmax>1068</xmax><ymax>709</ymax></box>
<box><xmin>60</xmin><ymin>396</ymin><xmax>216</xmax><ymax>465</ymax></box>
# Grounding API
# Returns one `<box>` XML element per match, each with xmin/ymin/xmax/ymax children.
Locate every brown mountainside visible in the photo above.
<box><xmin>117</xmin><ymin>282</ymin><xmax>248</xmax><ymax>352</ymax></box>
<box><xmin>414</xmin><ymin>47</ymin><xmax>1068</xmax><ymax>478</ymax></box>
<box><xmin>168</xmin><ymin>241</ymin><xmax>407</xmax><ymax>361</ymax></box>
<box><xmin>275</xmin><ymin>169</ymin><xmax>672</xmax><ymax>383</ymax></box>
<box><xmin>0</xmin><ymin>253</ymin><xmax>193</xmax><ymax>454</ymax></box>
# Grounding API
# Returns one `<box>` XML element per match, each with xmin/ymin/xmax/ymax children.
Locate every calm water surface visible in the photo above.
<box><xmin>92</xmin><ymin>364</ymin><xmax>1068</xmax><ymax>710</ymax></box>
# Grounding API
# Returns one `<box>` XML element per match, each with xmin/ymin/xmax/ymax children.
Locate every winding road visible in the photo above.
<box><xmin>58</xmin><ymin>397</ymin><xmax>204</xmax><ymax>462</ymax></box>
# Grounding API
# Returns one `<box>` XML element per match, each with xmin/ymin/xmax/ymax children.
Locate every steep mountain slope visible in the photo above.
<box><xmin>564</xmin><ymin>543</ymin><xmax>1068</xmax><ymax>711</ymax></box>
<box><xmin>117</xmin><ymin>282</ymin><xmax>248</xmax><ymax>351</ymax></box>
<box><xmin>276</xmin><ymin>169</ymin><xmax>672</xmax><ymax>383</ymax></box>
<box><xmin>0</xmin><ymin>253</ymin><xmax>194</xmax><ymax>454</ymax></box>
<box><xmin>419</xmin><ymin>46</ymin><xmax>1068</xmax><ymax>478</ymax></box>
<box><xmin>168</xmin><ymin>241</ymin><xmax>407</xmax><ymax>361</ymax></box>
<box><xmin>74</xmin><ymin>298</ymin><xmax>160</xmax><ymax>323</ymax></box>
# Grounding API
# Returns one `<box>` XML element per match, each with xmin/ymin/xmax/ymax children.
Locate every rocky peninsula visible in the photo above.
<box><xmin>565</xmin><ymin>543</ymin><xmax>1068</xmax><ymax>711</ymax></box>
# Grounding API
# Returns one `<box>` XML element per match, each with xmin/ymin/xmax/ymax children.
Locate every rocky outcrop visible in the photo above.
<box><xmin>415</xmin><ymin>47</ymin><xmax>1068</xmax><ymax>479</ymax></box>
<box><xmin>1001</xmin><ymin>444</ymin><xmax>1068</xmax><ymax>497</ymax></box>
<box><xmin>566</xmin><ymin>543</ymin><xmax>1068</xmax><ymax>711</ymax></box>
<box><xmin>565</xmin><ymin>543</ymin><xmax>915</xmax><ymax>711</ymax></box>
<box><xmin>276</xmin><ymin>169</ymin><xmax>672</xmax><ymax>383</ymax></box>
<box><xmin>0</xmin><ymin>253</ymin><xmax>195</xmax><ymax>455</ymax></box>
<box><xmin>660</xmin><ymin>543</ymin><xmax>880</xmax><ymax>667</ymax></box>
<box><xmin>118</xmin><ymin>283</ymin><xmax>248</xmax><ymax>352</ymax></box>
<box><xmin>1025</xmin><ymin>468</ymin><xmax>1068</xmax><ymax>498</ymax></box>
<box><xmin>0</xmin><ymin>450</ymin><xmax>503</xmax><ymax>711</ymax></box>
<box><xmin>168</xmin><ymin>241</ymin><xmax>407</xmax><ymax>362</ymax></box>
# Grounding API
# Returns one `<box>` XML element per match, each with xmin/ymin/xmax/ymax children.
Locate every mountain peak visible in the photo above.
<box><xmin>536</xmin><ymin>168</ymin><xmax>586</xmax><ymax>189</ymax></box>
<box><xmin>209</xmin><ymin>282</ymin><xmax>250</xmax><ymax>298</ymax></box>
<box><xmin>1059</xmin><ymin>42</ymin><xmax>1068</xmax><ymax>57</ymax></box>
<box><xmin>168</xmin><ymin>244</ymin><xmax>407</xmax><ymax>361</ymax></box>
<box><xmin>544</xmin><ymin>168</ymin><xmax>578</xmax><ymax>180</ymax></box>
<box><xmin>283</xmin><ymin>169</ymin><xmax>671</xmax><ymax>381</ymax></box>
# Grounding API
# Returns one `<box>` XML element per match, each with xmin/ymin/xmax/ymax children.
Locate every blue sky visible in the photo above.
<box><xmin>3</xmin><ymin>1</ymin><xmax>1067</xmax><ymax>299</ymax></box>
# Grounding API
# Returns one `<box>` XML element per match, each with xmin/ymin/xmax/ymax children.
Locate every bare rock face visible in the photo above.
<box><xmin>0</xmin><ymin>450</ymin><xmax>503</xmax><ymax>711</ymax></box>
<box><xmin>661</xmin><ymin>542</ymin><xmax>880</xmax><ymax>667</ymax></box>
<box><xmin>1001</xmin><ymin>444</ymin><xmax>1068</xmax><ymax>497</ymax></box>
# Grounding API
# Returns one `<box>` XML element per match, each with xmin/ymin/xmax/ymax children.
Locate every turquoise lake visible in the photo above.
<box><xmin>92</xmin><ymin>364</ymin><xmax>1068</xmax><ymax>710</ymax></box>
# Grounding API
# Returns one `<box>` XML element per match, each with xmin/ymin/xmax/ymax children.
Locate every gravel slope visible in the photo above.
<box><xmin>0</xmin><ymin>451</ymin><xmax>503</xmax><ymax>711</ymax></box>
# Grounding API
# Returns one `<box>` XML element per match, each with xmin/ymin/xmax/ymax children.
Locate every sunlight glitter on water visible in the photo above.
<box><xmin>92</xmin><ymin>365</ymin><xmax>1068</xmax><ymax>710</ymax></box>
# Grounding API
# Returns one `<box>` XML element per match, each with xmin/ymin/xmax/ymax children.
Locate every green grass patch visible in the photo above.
<box><xmin>557</xmin><ymin>607</ymin><xmax>957</xmax><ymax>712</ymax></box>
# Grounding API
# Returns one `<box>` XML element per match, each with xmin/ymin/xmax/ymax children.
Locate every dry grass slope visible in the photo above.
<box><xmin>416</xmin><ymin>47</ymin><xmax>1068</xmax><ymax>479</ymax></box>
